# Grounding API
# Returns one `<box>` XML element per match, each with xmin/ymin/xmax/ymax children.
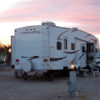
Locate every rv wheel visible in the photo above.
<box><xmin>48</xmin><ymin>74</ymin><xmax>53</xmax><ymax>82</ymax></box>
<box><xmin>23</xmin><ymin>73</ymin><xmax>28</xmax><ymax>80</ymax></box>
<box><xmin>47</xmin><ymin>72</ymin><xmax>54</xmax><ymax>82</ymax></box>
<box><xmin>43</xmin><ymin>72</ymin><xmax>54</xmax><ymax>82</ymax></box>
<box><xmin>14</xmin><ymin>70</ymin><xmax>19</xmax><ymax>78</ymax></box>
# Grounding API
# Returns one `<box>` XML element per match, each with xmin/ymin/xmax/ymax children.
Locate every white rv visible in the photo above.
<box><xmin>11</xmin><ymin>21</ymin><xmax>99</xmax><ymax>79</ymax></box>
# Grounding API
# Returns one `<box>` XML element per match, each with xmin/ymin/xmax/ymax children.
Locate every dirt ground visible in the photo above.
<box><xmin>0</xmin><ymin>68</ymin><xmax>100</xmax><ymax>100</ymax></box>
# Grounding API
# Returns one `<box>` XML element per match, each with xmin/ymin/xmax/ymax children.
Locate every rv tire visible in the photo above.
<box><xmin>12</xmin><ymin>65</ymin><xmax>15</xmax><ymax>68</ymax></box>
<box><xmin>43</xmin><ymin>72</ymin><xmax>54</xmax><ymax>82</ymax></box>
<box><xmin>23</xmin><ymin>73</ymin><xmax>28</xmax><ymax>80</ymax></box>
<box><xmin>47</xmin><ymin>71</ymin><xmax>54</xmax><ymax>82</ymax></box>
<box><xmin>14</xmin><ymin>70</ymin><xmax>19</xmax><ymax>78</ymax></box>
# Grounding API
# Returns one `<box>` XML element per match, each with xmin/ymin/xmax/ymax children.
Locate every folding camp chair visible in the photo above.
<box><xmin>89</xmin><ymin>64</ymin><xmax>100</xmax><ymax>77</ymax></box>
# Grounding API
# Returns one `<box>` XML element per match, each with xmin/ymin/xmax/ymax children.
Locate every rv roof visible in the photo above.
<box><xmin>79</xmin><ymin>30</ymin><xmax>97</xmax><ymax>39</ymax></box>
<box><xmin>42</xmin><ymin>21</ymin><xmax>56</xmax><ymax>26</ymax></box>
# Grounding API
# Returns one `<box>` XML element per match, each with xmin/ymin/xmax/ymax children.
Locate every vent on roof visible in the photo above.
<box><xmin>42</xmin><ymin>21</ymin><xmax>56</xmax><ymax>26</ymax></box>
<box><xmin>72</xmin><ymin>27</ymin><xmax>78</xmax><ymax>32</ymax></box>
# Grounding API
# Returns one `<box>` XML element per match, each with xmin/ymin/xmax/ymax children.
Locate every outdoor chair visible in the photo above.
<box><xmin>77</xmin><ymin>68</ymin><xmax>89</xmax><ymax>77</ymax></box>
<box><xmin>89</xmin><ymin>64</ymin><xmax>100</xmax><ymax>77</ymax></box>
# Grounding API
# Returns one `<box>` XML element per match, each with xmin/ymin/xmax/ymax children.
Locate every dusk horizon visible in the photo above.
<box><xmin>0</xmin><ymin>0</ymin><xmax>100</xmax><ymax>45</ymax></box>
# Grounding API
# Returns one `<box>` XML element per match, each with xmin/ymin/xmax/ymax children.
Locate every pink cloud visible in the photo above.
<box><xmin>0</xmin><ymin>0</ymin><xmax>100</xmax><ymax>22</ymax></box>
<box><xmin>0</xmin><ymin>0</ymin><xmax>100</xmax><ymax>34</ymax></box>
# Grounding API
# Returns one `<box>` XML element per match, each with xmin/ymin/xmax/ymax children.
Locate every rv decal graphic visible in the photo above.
<box><xmin>71</xmin><ymin>58</ymin><xmax>75</xmax><ymax>65</ymax></box>
<box><xmin>85</xmin><ymin>34</ymin><xmax>91</xmax><ymax>37</ymax></box>
<box><xmin>75</xmin><ymin>52</ymin><xmax>86</xmax><ymax>64</ymax></box>
<box><xmin>21</xmin><ymin>31</ymin><xmax>40</xmax><ymax>34</ymax></box>
<box><xmin>50</xmin><ymin>56</ymin><xmax>67</xmax><ymax>62</ymax></box>
<box><xmin>57</xmin><ymin>30</ymin><xmax>68</xmax><ymax>40</ymax></box>
<box><xmin>21</xmin><ymin>56</ymin><xmax>39</xmax><ymax>60</ymax></box>
<box><xmin>79</xmin><ymin>52</ymin><xmax>86</xmax><ymax>60</ymax></box>
<box><xmin>64</xmin><ymin>50</ymin><xmax>80</xmax><ymax>54</ymax></box>
<box><xmin>91</xmin><ymin>39</ymin><xmax>97</xmax><ymax>44</ymax></box>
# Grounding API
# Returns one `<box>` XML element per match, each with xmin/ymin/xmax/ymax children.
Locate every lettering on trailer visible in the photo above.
<box><xmin>21</xmin><ymin>31</ymin><xmax>40</xmax><ymax>34</ymax></box>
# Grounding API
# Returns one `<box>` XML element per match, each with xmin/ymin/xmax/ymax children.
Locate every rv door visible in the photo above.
<box><xmin>80</xmin><ymin>43</ymin><xmax>87</xmax><ymax>67</ymax></box>
<box><xmin>63</xmin><ymin>37</ymin><xmax>68</xmax><ymax>68</ymax></box>
<box><xmin>87</xmin><ymin>43</ymin><xmax>95</xmax><ymax>62</ymax></box>
<box><xmin>75</xmin><ymin>41</ymin><xmax>87</xmax><ymax>68</ymax></box>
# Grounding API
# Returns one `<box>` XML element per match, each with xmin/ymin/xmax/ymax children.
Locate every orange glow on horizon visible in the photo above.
<box><xmin>0</xmin><ymin>38</ymin><xmax>10</xmax><ymax>45</ymax></box>
<box><xmin>0</xmin><ymin>22</ymin><xmax>99</xmax><ymax>47</ymax></box>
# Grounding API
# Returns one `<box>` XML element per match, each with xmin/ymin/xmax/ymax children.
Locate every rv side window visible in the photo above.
<box><xmin>95</xmin><ymin>48</ymin><xmax>98</xmax><ymax>53</ymax></box>
<box><xmin>91</xmin><ymin>45</ymin><xmax>94</xmax><ymax>52</ymax></box>
<box><xmin>64</xmin><ymin>39</ymin><xmax>67</xmax><ymax>49</ymax></box>
<box><xmin>88</xmin><ymin>44</ymin><xmax>94</xmax><ymax>52</ymax></box>
<box><xmin>71</xmin><ymin>43</ymin><xmax>75</xmax><ymax>50</ymax></box>
<box><xmin>57</xmin><ymin>42</ymin><xmax>62</xmax><ymax>50</ymax></box>
<box><xmin>82</xmin><ymin>46</ymin><xmax>86</xmax><ymax>52</ymax></box>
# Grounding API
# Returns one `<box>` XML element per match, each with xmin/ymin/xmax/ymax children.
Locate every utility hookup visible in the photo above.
<box><xmin>68</xmin><ymin>64</ymin><xmax>77</xmax><ymax>97</ymax></box>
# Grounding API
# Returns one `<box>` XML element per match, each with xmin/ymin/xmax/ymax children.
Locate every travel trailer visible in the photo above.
<box><xmin>11</xmin><ymin>21</ymin><xmax>99</xmax><ymax>79</ymax></box>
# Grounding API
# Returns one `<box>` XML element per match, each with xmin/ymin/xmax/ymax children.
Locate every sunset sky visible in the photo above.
<box><xmin>0</xmin><ymin>0</ymin><xmax>100</xmax><ymax>45</ymax></box>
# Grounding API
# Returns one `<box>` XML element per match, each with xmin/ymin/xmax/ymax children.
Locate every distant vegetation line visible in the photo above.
<box><xmin>0</xmin><ymin>43</ymin><xmax>11</xmax><ymax>55</ymax></box>
<box><xmin>0</xmin><ymin>42</ymin><xmax>11</xmax><ymax>65</ymax></box>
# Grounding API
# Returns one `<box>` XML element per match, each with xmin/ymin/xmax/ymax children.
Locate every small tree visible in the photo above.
<box><xmin>0</xmin><ymin>43</ymin><xmax>11</xmax><ymax>66</ymax></box>
<box><xmin>0</xmin><ymin>43</ymin><xmax>5</xmax><ymax>54</ymax></box>
<box><xmin>3</xmin><ymin>45</ymin><xmax>11</xmax><ymax>66</ymax></box>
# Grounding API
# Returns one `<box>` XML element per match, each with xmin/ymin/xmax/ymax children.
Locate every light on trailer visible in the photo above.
<box><xmin>43</xmin><ymin>59</ymin><xmax>48</xmax><ymax>62</ymax></box>
<box><xmin>3</xmin><ymin>58</ymin><xmax>6</xmax><ymax>62</ymax></box>
<box><xmin>70</xmin><ymin>64</ymin><xmax>75</xmax><ymax>70</ymax></box>
<box><xmin>16</xmin><ymin>59</ymin><xmax>19</xmax><ymax>62</ymax></box>
<box><xmin>9</xmin><ymin>48</ymin><xmax>11</xmax><ymax>53</ymax></box>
